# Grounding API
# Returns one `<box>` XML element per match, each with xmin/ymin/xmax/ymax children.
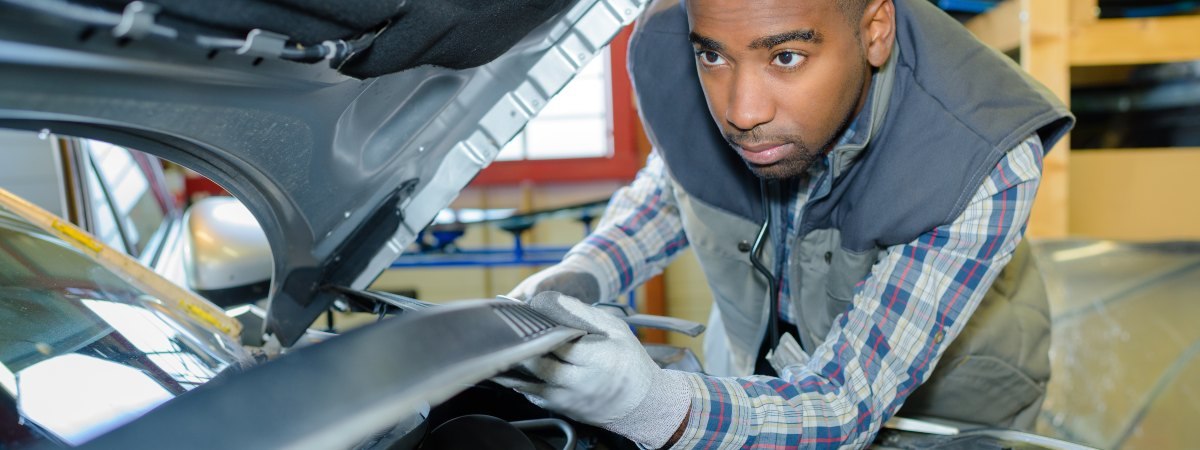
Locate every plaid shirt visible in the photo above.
<box><xmin>567</xmin><ymin>133</ymin><xmax>1044</xmax><ymax>448</ymax></box>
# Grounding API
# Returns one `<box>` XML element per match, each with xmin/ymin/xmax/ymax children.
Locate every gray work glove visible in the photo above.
<box><xmin>507</xmin><ymin>256</ymin><xmax>606</xmax><ymax>303</ymax></box>
<box><xmin>496</xmin><ymin>292</ymin><xmax>692</xmax><ymax>448</ymax></box>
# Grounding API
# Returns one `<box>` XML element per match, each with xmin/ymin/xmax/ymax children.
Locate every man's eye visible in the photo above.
<box><xmin>696</xmin><ymin>50</ymin><xmax>726</xmax><ymax>66</ymax></box>
<box><xmin>773</xmin><ymin>51</ymin><xmax>804</xmax><ymax>68</ymax></box>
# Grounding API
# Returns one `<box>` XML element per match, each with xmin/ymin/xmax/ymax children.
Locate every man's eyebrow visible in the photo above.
<box><xmin>748</xmin><ymin>29</ymin><xmax>823</xmax><ymax>49</ymax></box>
<box><xmin>689</xmin><ymin>32</ymin><xmax>724</xmax><ymax>52</ymax></box>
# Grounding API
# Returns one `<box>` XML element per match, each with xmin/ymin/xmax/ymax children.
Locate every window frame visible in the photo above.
<box><xmin>72</xmin><ymin>139</ymin><xmax>177</xmax><ymax>266</ymax></box>
<box><xmin>470</xmin><ymin>27</ymin><xmax>642</xmax><ymax>185</ymax></box>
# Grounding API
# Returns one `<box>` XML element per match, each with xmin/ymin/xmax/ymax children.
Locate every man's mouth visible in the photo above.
<box><xmin>734</xmin><ymin>142</ymin><xmax>792</xmax><ymax>166</ymax></box>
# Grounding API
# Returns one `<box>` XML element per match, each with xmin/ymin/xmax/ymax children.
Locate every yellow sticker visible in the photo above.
<box><xmin>52</xmin><ymin>220</ymin><xmax>103</xmax><ymax>253</ymax></box>
<box><xmin>183</xmin><ymin>302</ymin><xmax>235</xmax><ymax>335</ymax></box>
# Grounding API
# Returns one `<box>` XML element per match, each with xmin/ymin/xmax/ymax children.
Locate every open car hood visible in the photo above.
<box><xmin>0</xmin><ymin>0</ymin><xmax>648</xmax><ymax>345</ymax></box>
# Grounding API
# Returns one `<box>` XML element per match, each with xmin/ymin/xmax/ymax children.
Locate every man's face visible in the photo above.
<box><xmin>687</xmin><ymin>0</ymin><xmax>871</xmax><ymax>180</ymax></box>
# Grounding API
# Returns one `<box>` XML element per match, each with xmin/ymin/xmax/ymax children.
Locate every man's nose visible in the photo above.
<box><xmin>725</xmin><ymin>72</ymin><xmax>775</xmax><ymax>132</ymax></box>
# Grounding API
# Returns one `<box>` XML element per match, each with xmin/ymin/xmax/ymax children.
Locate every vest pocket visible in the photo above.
<box><xmin>792</xmin><ymin>233</ymin><xmax>879</xmax><ymax>346</ymax></box>
<box><xmin>793</xmin><ymin>232</ymin><xmax>836</xmax><ymax>345</ymax></box>
<box><xmin>824</xmin><ymin>291</ymin><xmax>853</xmax><ymax>329</ymax></box>
<box><xmin>816</xmin><ymin>247</ymin><xmax>879</xmax><ymax>337</ymax></box>
<box><xmin>822</xmin><ymin>264</ymin><xmax>854</xmax><ymax>335</ymax></box>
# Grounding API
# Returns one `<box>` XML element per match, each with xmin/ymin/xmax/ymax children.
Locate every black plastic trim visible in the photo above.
<box><xmin>60</xmin><ymin>300</ymin><xmax>583</xmax><ymax>450</ymax></box>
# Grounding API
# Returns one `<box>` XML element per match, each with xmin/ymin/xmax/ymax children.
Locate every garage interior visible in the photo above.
<box><xmin>369</xmin><ymin>1</ymin><xmax>1200</xmax><ymax>448</ymax></box>
<box><xmin>0</xmin><ymin>0</ymin><xmax>1196</xmax><ymax>448</ymax></box>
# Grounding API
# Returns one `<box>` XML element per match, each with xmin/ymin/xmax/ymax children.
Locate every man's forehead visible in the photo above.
<box><xmin>685</xmin><ymin>0</ymin><xmax>841</xmax><ymax>41</ymax></box>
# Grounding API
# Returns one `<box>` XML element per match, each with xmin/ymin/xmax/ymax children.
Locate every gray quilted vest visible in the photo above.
<box><xmin>628</xmin><ymin>0</ymin><xmax>1074</xmax><ymax>427</ymax></box>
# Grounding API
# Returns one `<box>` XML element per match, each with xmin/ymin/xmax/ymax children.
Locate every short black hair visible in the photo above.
<box><xmin>837</xmin><ymin>0</ymin><xmax>871</xmax><ymax>27</ymax></box>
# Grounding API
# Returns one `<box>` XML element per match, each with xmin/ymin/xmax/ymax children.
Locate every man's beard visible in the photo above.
<box><xmin>725</xmin><ymin>130</ymin><xmax>824</xmax><ymax>180</ymax></box>
<box><xmin>725</xmin><ymin>104</ymin><xmax>855</xmax><ymax>180</ymax></box>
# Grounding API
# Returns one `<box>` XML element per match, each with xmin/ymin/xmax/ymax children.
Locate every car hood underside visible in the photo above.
<box><xmin>0</xmin><ymin>0</ymin><xmax>648</xmax><ymax>345</ymax></box>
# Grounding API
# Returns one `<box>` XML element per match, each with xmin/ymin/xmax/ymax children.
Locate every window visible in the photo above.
<box><xmin>84</xmin><ymin>141</ymin><xmax>168</xmax><ymax>259</ymax></box>
<box><xmin>0</xmin><ymin>204</ymin><xmax>240</xmax><ymax>447</ymax></box>
<box><xmin>471</xmin><ymin>27</ymin><xmax>642</xmax><ymax>185</ymax></box>
<box><xmin>496</xmin><ymin>50</ymin><xmax>611</xmax><ymax>161</ymax></box>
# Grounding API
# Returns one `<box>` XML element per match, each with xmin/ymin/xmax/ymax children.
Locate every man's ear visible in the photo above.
<box><xmin>860</xmin><ymin>0</ymin><xmax>895</xmax><ymax>68</ymax></box>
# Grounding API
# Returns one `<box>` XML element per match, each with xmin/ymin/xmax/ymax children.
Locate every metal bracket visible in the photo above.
<box><xmin>112</xmin><ymin>1</ymin><xmax>160</xmax><ymax>39</ymax></box>
<box><xmin>327</xmin><ymin>21</ymin><xmax>389</xmax><ymax>70</ymax></box>
<box><xmin>236</xmin><ymin>29</ymin><xmax>289</xmax><ymax>58</ymax></box>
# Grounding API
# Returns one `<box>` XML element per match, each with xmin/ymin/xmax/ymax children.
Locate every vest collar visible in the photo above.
<box><xmin>828</xmin><ymin>42</ymin><xmax>898</xmax><ymax>179</ymax></box>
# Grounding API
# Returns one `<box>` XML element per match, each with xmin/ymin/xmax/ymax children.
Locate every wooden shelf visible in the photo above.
<box><xmin>964</xmin><ymin>0</ymin><xmax>1199</xmax><ymax>240</ymax></box>
<box><xmin>965</xmin><ymin>0</ymin><xmax>1200</xmax><ymax>69</ymax></box>
<box><xmin>1070</xmin><ymin>15</ymin><xmax>1200</xmax><ymax>66</ymax></box>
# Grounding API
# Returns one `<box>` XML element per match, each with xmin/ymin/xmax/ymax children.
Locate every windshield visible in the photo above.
<box><xmin>0</xmin><ymin>205</ymin><xmax>247</xmax><ymax>447</ymax></box>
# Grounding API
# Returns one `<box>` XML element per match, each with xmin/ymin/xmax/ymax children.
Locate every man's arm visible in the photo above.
<box><xmin>558</xmin><ymin>150</ymin><xmax>690</xmax><ymax>302</ymax></box>
<box><xmin>668</xmin><ymin>134</ymin><xmax>1045</xmax><ymax>448</ymax></box>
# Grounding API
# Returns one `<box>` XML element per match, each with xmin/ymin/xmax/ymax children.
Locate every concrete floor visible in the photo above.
<box><xmin>1032</xmin><ymin>240</ymin><xmax>1200</xmax><ymax>449</ymax></box>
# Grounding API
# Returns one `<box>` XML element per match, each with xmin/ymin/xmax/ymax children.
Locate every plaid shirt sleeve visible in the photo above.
<box><xmin>565</xmin><ymin>150</ymin><xmax>690</xmax><ymax>301</ymax></box>
<box><xmin>670</xmin><ymin>134</ymin><xmax>1045</xmax><ymax>449</ymax></box>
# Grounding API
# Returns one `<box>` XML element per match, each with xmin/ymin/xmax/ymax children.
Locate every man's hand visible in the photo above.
<box><xmin>507</xmin><ymin>256</ymin><xmax>603</xmax><ymax>303</ymax></box>
<box><xmin>496</xmin><ymin>292</ymin><xmax>692</xmax><ymax>448</ymax></box>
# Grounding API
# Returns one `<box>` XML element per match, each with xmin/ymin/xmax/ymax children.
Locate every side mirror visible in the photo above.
<box><xmin>184</xmin><ymin>197</ymin><xmax>272</xmax><ymax>308</ymax></box>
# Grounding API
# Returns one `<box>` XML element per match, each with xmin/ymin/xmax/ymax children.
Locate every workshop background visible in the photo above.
<box><xmin>370</xmin><ymin>1</ymin><xmax>1200</xmax><ymax>448</ymax></box>
<box><xmin>0</xmin><ymin>0</ymin><xmax>1195</xmax><ymax>449</ymax></box>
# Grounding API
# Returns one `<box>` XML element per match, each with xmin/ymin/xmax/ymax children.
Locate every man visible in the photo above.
<box><xmin>500</xmin><ymin>0</ymin><xmax>1074</xmax><ymax>447</ymax></box>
